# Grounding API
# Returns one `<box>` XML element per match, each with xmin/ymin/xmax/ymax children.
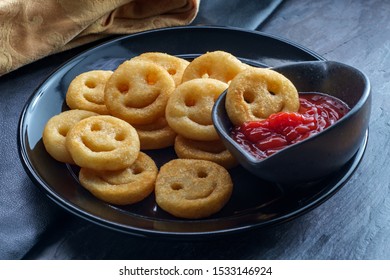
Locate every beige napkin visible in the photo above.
<box><xmin>0</xmin><ymin>0</ymin><xmax>199</xmax><ymax>75</ymax></box>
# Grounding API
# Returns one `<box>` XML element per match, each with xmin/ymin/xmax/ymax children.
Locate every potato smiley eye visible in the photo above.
<box><xmin>57</xmin><ymin>126</ymin><xmax>68</xmax><ymax>137</ymax></box>
<box><xmin>117</xmin><ymin>81</ymin><xmax>130</xmax><ymax>94</ymax></box>
<box><xmin>85</xmin><ymin>80</ymin><xmax>96</xmax><ymax>88</ymax></box>
<box><xmin>146</xmin><ymin>72</ymin><xmax>158</xmax><ymax>85</ymax></box>
<box><xmin>167</xmin><ymin>68</ymin><xmax>177</xmax><ymax>75</ymax></box>
<box><xmin>171</xmin><ymin>183</ymin><xmax>183</xmax><ymax>190</ymax></box>
<box><xmin>90</xmin><ymin>123</ymin><xmax>101</xmax><ymax>131</ymax></box>
<box><xmin>185</xmin><ymin>95</ymin><xmax>196</xmax><ymax>107</ymax></box>
<box><xmin>243</xmin><ymin>91</ymin><xmax>256</xmax><ymax>104</ymax></box>
<box><xmin>197</xmin><ymin>170</ymin><xmax>208</xmax><ymax>178</ymax></box>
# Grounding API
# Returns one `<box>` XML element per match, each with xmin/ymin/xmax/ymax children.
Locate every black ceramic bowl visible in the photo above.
<box><xmin>212</xmin><ymin>61</ymin><xmax>371</xmax><ymax>184</ymax></box>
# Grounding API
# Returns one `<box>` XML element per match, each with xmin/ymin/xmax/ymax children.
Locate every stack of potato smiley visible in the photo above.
<box><xmin>42</xmin><ymin>51</ymin><xmax>257</xmax><ymax>219</ymax></box>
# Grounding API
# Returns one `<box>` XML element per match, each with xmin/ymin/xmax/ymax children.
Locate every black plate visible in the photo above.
<box><xmin>18</xmin><ymin>26</ymin><xmax>368</xmax><ymax>238</ymax></box>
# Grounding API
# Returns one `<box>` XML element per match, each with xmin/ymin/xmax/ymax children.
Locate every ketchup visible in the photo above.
<box><xmin>231</xmin><ymin>93</ymin><xmax>350</xmax><ymax>159</ymax></box>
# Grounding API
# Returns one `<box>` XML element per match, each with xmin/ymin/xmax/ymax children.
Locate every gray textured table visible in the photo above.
<box><xmin>1</xmin><ymin>0</ymin><xmax>389</xmax><ymax>260</ymax></box>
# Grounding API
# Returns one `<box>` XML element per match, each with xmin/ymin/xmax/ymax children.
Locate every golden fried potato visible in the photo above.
<box><xmin>130</xmin><ymin>52</ymin><xmax>189</xmax><ymax>87</ymax></box>
<box><xmin>66</xmin><ymin>115</ymin><xmax>140</xmax><ymax>170</ymax></box>
<box><xmin>166</xmin><ymin>78</ymin><xmax>228</xmax><ymax>141</ymax></box>
<box><xmin>155</xmin><ymin>159</ymin><xmax>233</xmax><ymax>219</ymax></box>
<box><xmin>79</xmin><ymin>152</ymin><xmax>158</xmax><ymax>205</ymax></box>
<box><xmin>42</xmin><ymin>109</ymin><xmax>98</xmax><ymax>163</ymax></box>
<box><xmin>133</xmin><ymin>117</ymin><xmax>176</xmax><ymax>150</ymax></box>
<box><xmin>181</xmin><ymin>50</ymin><xmax>247</xmax><ymax>84</ymax></box>
<box><xmin>225</xmin><ymin>67</ymin><xmax>299</xmax><ymax>126</ymax></box>
<box><xmin>174</xmin><ymin>135</ymin><xmax>238</xmax><ymax>169</ymax></box>
<box><xmin>104</xmin><ymin>60</ymin><xmax>175</xmax><ymax>125</ymax></box>
<box><xmin>66</xmin><ymin>70</ymin><xmax>112</xmax><ymax>115</ymax></box>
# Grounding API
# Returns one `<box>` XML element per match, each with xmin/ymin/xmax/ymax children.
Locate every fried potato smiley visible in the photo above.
<box><xmin>104</xmin><ymin>60</ymin><xmax>175</xmax><ymax>125</ymax></box>
<box><xmin>225</xmin><ymin>67</ymin><xmax>299</xmax><ymax>126</ymax></box>
<box><xmin>174</xmin><ymin>135</ymin><xmax>238</xmax><ymax>169</ymax></box>
<box><xmin>79</xmin><ymin>152</ymin><xmax>158</xmax><ymax>205</ymax></box>
<box><xmin>155</xmin><ymin>159</ymin><xmax>233</xmax><ymax>219</ymax></box>
<box><xmin>66</xmin><ymin>115</ymin><xmax>140</xmax><ymax>170</ymax></box>
<box><xmin>66</xmin><ymin>70</ymin><xmax>113</xmax><ymax>115</ymax></box>
<box><xmin>42</xmin><ymin>109</ymin><xmax>98</xmax><ymax>164</ymax></box>
<box><xmin>181</xmin><ymin>50</ymin><xmax>247</xmax><ymax>84</ymax></box>
<box><xmin>130</xmin><ymin>52</ymin><xmax>189</xmax><ymax>87</ymax></box>
<box><xmin>165</xmin><ymin>78</ymin><xmax>228</xmax><ymax>141</ymax></box>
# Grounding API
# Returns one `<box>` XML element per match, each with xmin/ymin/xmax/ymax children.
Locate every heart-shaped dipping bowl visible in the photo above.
<box><xmin>212</xmin><ymin>61</ymin><xmax>371</xmax><ymax>185</ymax></box>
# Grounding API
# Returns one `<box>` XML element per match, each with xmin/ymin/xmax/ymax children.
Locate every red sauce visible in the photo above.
<box><xmin>231</xmin><ymin>93</ymin><xmax>350</xmax><ymax>159</ymax></box>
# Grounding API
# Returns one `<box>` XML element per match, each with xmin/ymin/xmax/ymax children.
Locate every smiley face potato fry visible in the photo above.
<box><xmin>66</xmin><ymin>115</ymin><xmax>140</xmax><ymax>171</ymax></box>
<box><xmin>104</xmin><ymin>60</ymin><xmax>175</xmax><ymax>125</ymax></box>
<box><xmin>66</xmin><ymin>70</ymin><xmax>113</xmax><ymax>115</ymax></box>
<box><xmin>225</xmin><ymin>67</ymin><xmax>299</xmax><ymax>126</ymax></box>
<box><xmin>42</xmin><ymin>109</ymin><xmax>98</xmax><ymax>164</ymax></box>
<box><xmin>130</xmin><ymin>52</ymin><xmax>189</xmax><ymax>87</ymax></box>
<box><xmin>181</xmin><ymin>50</ymin><xmax>247</xmax><ymax>84</ymax></box>
<box><xmin>165</xmin><ymin>78</ymin><xmax>228</xmax><ymax>141</ymax></box>
<box><xmin>155</xmin><ymin>159</ymin><xmax>233</xmax><ymax>219</ymax></box>
<box><xmin>79</xmin><ymin>152</ymin><xmax>158</xmax><ymax>205</ymax></box>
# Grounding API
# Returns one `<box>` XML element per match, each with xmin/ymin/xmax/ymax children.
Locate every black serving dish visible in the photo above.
<box><xmin>19</xmin><ymin>27</ymin><xmax>369</xmax><ymax>237</ymax></box>
<box><xmin>213</xmin><ymin>61</ymin><xmax>371</xmax><ymax>185</ymax></box>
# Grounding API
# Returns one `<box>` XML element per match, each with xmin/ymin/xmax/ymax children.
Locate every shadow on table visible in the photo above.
<box><xmin>23</xmin><ymin>215</ymin><xmax>298</xmax><ymax>260</ymax></box>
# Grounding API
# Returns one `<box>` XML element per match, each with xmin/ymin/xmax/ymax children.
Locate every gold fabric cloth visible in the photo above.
<box><xmin>0</xmin><ymin>0</ymin><xmax>199</xmax><ymax>75</ymax></box>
